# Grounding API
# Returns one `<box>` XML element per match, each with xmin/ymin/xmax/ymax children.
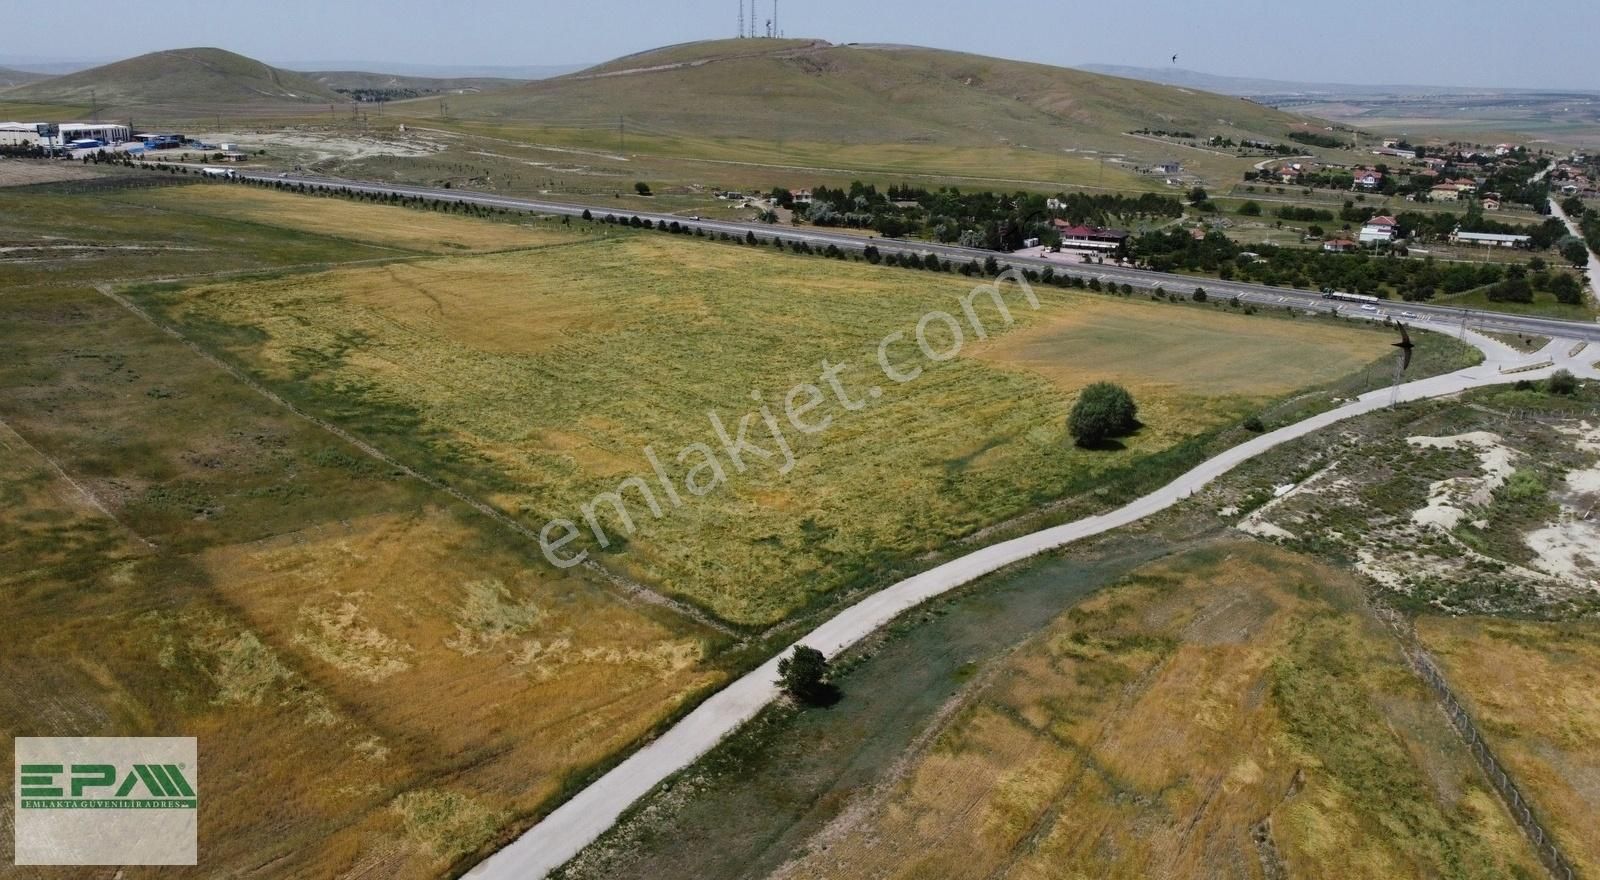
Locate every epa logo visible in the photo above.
<box><xmin>13</xmin><ymin>737</ymin><xmax>197</xmax><ymax>865</ymax></box>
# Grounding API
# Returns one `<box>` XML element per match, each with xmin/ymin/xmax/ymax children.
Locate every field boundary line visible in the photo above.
<box><xmin>1377</xmin><ymin>606</ymin><xmax>1579</xmax><ymax>880</ymax></box>
<box><xmin>92</xmin><ymin>283</ymin><xmax>736</xmax><ymax>637</ymax></box>
<box><xmin>0</xmin><ymin>415</ymin><xmax>156</xmax><ymax>550</ymax></box>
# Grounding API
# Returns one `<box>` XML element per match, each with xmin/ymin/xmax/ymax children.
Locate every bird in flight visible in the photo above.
<box><xmin>1172</xmin><ymin>54</ymin><xmax>1179</xmax><ymax>64</ymax></box>
<box><xmin>1392</xmin><ymin>323</ymin><xmax>1415</xmax><ymax>371</ymax></box>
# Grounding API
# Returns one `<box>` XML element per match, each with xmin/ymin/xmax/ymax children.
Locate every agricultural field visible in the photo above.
<box><xmin>133</xmin><ymin>212</ymin><xmax>1405</xmax><ymax>625</ymax></box>
<box><xmin>128</xmin><ymin>183</ymin><xmax>584</xmax><ymax>254</ymax></box>
<box><xmin>0</xmin><ymin>184</ymin><xmax>722</xmax><ymax>878</ymax></box>
<box><xmin>562</xmin><ymin>542</ymin><xmax>1544</xmax><ymax>880</ymax></box>
<box><xmin>1420</xmin><ymin>617</ymin><xmax>1600</xmax><ymax>877</ymax></box>
<box><xmin>767</xmin><ymin>543</ymin><xmax>1540</xmax><ymax>880</ymax></box>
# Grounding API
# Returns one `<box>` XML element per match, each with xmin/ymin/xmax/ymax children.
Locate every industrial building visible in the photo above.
<box><xmin>0</xmin><ymin>121</ymin><xmax>132</xmax><ymax>148</ymax></box>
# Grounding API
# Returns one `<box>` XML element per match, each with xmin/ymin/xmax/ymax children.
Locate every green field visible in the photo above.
<box><xmin>0</xmin><ymin>180</ymin><xmax>723</xmax><ymax>879</ymax></box>
<box><xmin>120</xmin><ymin>188</ymin><xmax>1407</xmax><ymax>625</ymax></box>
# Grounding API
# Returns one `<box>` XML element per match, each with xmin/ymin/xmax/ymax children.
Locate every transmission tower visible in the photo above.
<box><xmin>738</xmin><ymin>1</ymin><xmax>743</xmax><ymax>38</ymax></box>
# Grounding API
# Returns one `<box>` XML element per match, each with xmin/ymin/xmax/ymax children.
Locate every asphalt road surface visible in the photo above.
<box><xmin>465</xmin><ymin>331</ymin><xmax>1597</xmax><ymax>879</ymax></box>
<box><xmin>207</xmin><ymin>168</ymin><xmax>1600</xmax><ymax>344</ymax></box>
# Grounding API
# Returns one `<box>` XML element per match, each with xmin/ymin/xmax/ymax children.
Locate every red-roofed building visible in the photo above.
<box><xmin>1051</xmin><ymin>220</ymin><xmax>1130</xmax><ymax>251</ymax></box>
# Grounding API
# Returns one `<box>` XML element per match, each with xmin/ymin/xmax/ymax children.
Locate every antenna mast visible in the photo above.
<box><xmin>738</xmin><ymin>1</ymin><xmax>743</xmax><ymax>38</ymax></box>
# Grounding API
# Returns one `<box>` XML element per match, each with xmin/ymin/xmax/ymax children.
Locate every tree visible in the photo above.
<box><xmin>581</xmin><ymin>208</ymin><xmax>592</xmax><ymax>221</ymax></box>
<box><xmin>1547</xmin><ymin>369</ymin><xmax>1580</xmax><ymax>396</ymax></box>
<box><xmin>1187</xmin><ymin>186</ymin><xmax>1209</xmax><ymax>206</ymax></box>
<box><xmin>1561</xmin><ymin>239</ymin><xmax>1590</xmax><ymax>268</ymax></box>
<box><xmin>1561</xmin><ymin>195</ymin><xmax>1587</xmax><ymax>218</ymax></box>
<box><xmin>1549</xmin><ymin>273</ymin><xmax>1584</xmax><ymax>305</ymax></box>
<box><xmin>634</xmin><ymin>181</ymin><xmax>652</xmax><ymax>196</ymax></box>
<box><xmin>1192</xmin><ymin>286</ymin><xmax>1208</xmax><ymax>303</ymax></box>
<box><xmin>777</xmin><ymin>646</ymin><xmax>836</xmax><ymax>705</ymax></box>
<box><xmin>1238</xmin><ymin>201</ymin><xmax>1262</xmax><ymax>217</ymax></box>
<box><xmin>1068</xmin><ymin>382</ymin><xmax>1139</xmax><ymax>447</ymax></box>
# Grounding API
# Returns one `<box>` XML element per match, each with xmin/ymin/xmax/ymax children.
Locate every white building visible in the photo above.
<box><xmin>0</xmin><ymin>122</ymin><xmax>46</xmax><ymax>146</ymax></box>
<box><xmin>1450</xmin><ymin>230</ymin><xmax>1531</xmax><ymax>249</ymax></box>
<box><xmin>1359</xmin><ymin>215</ymin><xmax>1398</xmax><ymax>244</ymax></box>
<box><xmin>58</xmin><ymin>123</ymin><xmax>131</xmax><ymax>144</ymax></box>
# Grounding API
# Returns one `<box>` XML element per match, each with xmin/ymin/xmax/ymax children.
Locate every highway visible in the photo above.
<box><xmin>208</xmin><ymin>167</ymin><xmax>1600</xmax><ymax>344</ymax></box>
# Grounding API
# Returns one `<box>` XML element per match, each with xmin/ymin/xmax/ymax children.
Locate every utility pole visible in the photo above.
<box><xmin>618</xmin><ymin>115</ymin><xmax>625</xmax><ymax>154</ymax></box>
<box><xmin>738</xmin><ymin>0</ymin><xmax>744</xmax><ymax>38</ymax></box>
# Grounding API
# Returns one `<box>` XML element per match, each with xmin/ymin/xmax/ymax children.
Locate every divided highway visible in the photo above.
<box><xmin>215</xmin><ymin>168</ymin><xmax>1600</xmax><ymax>344</ymax></box>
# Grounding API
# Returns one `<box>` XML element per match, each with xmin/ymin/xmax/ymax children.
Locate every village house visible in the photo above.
<box><xmin>1352</xmin><ymin>167</ymin><xmax>1384</xmax><ymax>189</ymax></box>
<box><xmin>1051</xmin><ymin>220</ymin><xmax>1130</xmax><ymax>251</ymax></box>
<box><xmin>1359</xmin><ymin>215</ymin><xmax>1398</xmax><ymax>244</ymax></box>
<box><xmin>1323</xmin><ymin>238</ymin><xmax>1358</xmax><ymax>253</ymax></box>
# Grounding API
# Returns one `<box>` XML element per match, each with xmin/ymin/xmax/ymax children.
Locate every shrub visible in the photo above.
<box><xmin>777</xmin><ymin>646</ymin><xmax>836</xmax><ymax>705</ymax></box>
<box><xmin>1547</xmin><ymin>369</ymin><xmax>1580</xmax><ymax>396</ymax></box>
<box><xmin>1068</xmin><ymin>382</ymin><xmax>1139</xmax><ymax>447</ymax></box>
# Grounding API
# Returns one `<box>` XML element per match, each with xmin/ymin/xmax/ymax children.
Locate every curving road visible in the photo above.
<box><xmin>194</xmin><ymin>167</ymin><xmax>1600</xmax><ymax>344</ymax></box>
<box><xmin>466</xmin><ymin>329</ymin><xmax>1597</xmax><ymax>878</ymax></box>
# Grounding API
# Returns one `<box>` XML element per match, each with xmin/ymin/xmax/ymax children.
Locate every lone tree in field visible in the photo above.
<box><xmin>1547</xmin><ymin>369</ymin><xmax>1580</xmax><ymax>396</ymax></box>
<box><xmin>634</xmin><ymin>181</ymin><xmax>652</xmax><ymax>196</ymax></box>
<box><xmin>778</xmin><ymin>645</ymin><xmax>836</xmax><ymax>706</ymax></box>
<box><xmin>1068</xmin><ymin>382</ymin><xmax>1139</xmax><ymax>447</ymax></box>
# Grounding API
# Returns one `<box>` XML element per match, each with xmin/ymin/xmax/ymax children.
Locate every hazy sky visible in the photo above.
<box><xmin>2</xmin><ymin>0</ymin><xmax>1593</xmax><ymax>89</ymax></box>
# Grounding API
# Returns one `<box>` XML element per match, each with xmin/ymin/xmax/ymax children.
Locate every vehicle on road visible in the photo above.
<box><xmin>1323</xmin><ymin>290</ymin><xmax>1383</xmax><ymax>305</ymax></box>
<box><xmin>1401</xmin><ymin>311</ymin><xmax>1418</xmax><ymax>319</ymax></box>
<box><xmin>1360</xmin><ymin>304</ymin><xmax>1378</xmax><ymax>312</ymax></box>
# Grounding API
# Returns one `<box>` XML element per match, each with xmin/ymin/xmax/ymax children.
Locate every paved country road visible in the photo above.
<box><xmin>464</xmin><ymin>329</ymin><xmax>1598</xmax><ymax>878</ymax></box>
<box><xmin>194</xmin><ymin>167</ymin><xmax>1600</xmax><ymax>344</ymax></box>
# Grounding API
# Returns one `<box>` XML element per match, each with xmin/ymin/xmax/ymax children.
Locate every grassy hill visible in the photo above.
<box><xmin>305</xmin><ymin>70</ymin><xmax>525</xmax><ymax>98</ymax></box>
<box><xmin>3</xmin><ymin>48</ymin><xmax>348</xmax><ymax>112</ymax></box>
<box><xmin>0</xmin><ymin>66</ymin><xmax>48</xmax><ymax>89</ymax></box>
<box><xmin>449</xmin><ymin>39</ymin><xmax>1310</xmax><ymax>149</ymax></box>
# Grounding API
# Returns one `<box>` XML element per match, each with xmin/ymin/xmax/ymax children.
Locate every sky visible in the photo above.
<box><xmin>1</xmin><ymin>0</ymin><xmax>1594</xmax><ymax>90</ymax></box>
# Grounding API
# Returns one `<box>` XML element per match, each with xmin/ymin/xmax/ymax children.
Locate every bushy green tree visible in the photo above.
<box><xmin>778</xmin><ymin>646</ymin><xmax>834</xmax><ymax>705</ymax></box>
<box><xmin>1547</xmin><ymin>369</ymin><xmax>1580</xmax><ymax>396</ymax></box>
<box><xmin>1562</xmin><ymin>239</ymin><xmax>1590</xmax><ymax>268</ymax></box>
<box><xmin>1068</xmin><ymin>382</ymin><xmax>1139</xmax><ymax>447</ymax></box>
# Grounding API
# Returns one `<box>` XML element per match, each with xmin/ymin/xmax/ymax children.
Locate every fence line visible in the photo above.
<box><xmin>1381</xmin><ymin>607</ymin><xmax>1580</xmax><ymax>880</ymax></box>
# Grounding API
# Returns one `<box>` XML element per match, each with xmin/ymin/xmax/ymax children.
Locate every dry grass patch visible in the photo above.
<box><xmin>773</xmin><ymin>543</ymin><xmax>1540</xmax><ymax>880</ymax></box>
<box><xmin>1419</xmin><ymin>616</ymin><xmax>1600</xmax><ymax>876</ymax></box>
<box><xmin>127</xmin><ymin>183</ymin><xmax>588</xmax><ymax>253</ymax></box>
<box><xmin>147</xmin><ymin>236</ymin><xmax>1389</xmax><ymax>624</ymax></box>
<box><xmin>971</xmin><ymin>294</ymin><xmax>1380</xmax><ymax>399</ymax></box>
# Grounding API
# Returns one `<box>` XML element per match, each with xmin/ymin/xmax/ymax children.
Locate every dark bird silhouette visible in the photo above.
<box><xmin>1172</xmin><ymin>54</ymin><xmax>1179</xmax><ymax>64</ymax></box>
<box><xmin>1392</xmin><ymin>323</ymin><xmax>1415</xmax><ymax>371</ymax></box>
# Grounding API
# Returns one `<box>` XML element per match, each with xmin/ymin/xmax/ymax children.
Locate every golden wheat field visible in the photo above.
<box><xmin>140</xmin><ymin>233</ymin><xmax>1389</xmax><ymax>624</ymax></box>
<box><xmin>1419</xmin><ymin>617</ymin><xmax>1600</xmax><ymax>878</ymax></box>
<box><xmin>126</xmin><ymin>184</ymin><xmax>587</xmax><ymax>254</ymax></box>
<box><xmin>0</xmin><ymin>203</ymin><xmax>723</xmax><ymax>879</ymax></box>
<box><xmin>769</xmin><ymin>543</ymin><xmax>1541</xmax><ymax>880</ymax></box>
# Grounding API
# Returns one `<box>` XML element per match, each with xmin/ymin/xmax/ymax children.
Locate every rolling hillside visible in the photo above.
<box><xmin>0</xmin><ymin>66</ymin><xmax>49</xmax><ymax>89</ymax></box>
<box><xmin>3</xmin><ymin>48</ymin><xmax>348</xmax><ymax>111</ymax></box>
<box><xmin>305</xmin><ymin>70</ymin><xmax>526</xmax><ymax>98</ymax></box>
<box><xmin>447</xmin><ymin>39</ymin><xmax>1314</xmax><ymax>150</ymax></box>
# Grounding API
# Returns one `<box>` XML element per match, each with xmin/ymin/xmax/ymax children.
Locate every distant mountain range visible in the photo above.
<box><xmin>1077</xmin><ymin>64</ymin><xmax>1600</xmax><ymax>99</ymax></box>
